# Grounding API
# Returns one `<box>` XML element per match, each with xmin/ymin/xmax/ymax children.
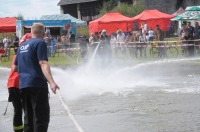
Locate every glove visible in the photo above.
<box><xmin>8</xmin><ymin>93</ymin><xmax>13</xmax><ymax>102</ymax></box>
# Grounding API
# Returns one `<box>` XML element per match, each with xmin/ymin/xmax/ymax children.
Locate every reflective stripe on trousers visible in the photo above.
<box><xmin>14</xmin><ymin>125</ymin><xmax>23</xmax><ymax>130</ymax></box>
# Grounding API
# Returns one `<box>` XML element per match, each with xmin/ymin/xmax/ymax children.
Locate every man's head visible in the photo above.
<box><xmin>156</xmin><ymin>25</ymin><xmax>160</xmax><ymax>30</ymax></box>
<box><xmin>187</xmin><ymin>22</ymin><xmax>191</xmax><ymax>27</ymax></box>
<box><xmin>195</xmin><ymin>22</ymin><xmax>199</xmax><ymax>27</ymax></box>
<box><xmin>31</xmin><ymin>23</ymin><xmax>45</xmax><ymax>39</ymax></box>
<box><xmin>90</xmin><ymin>33</ymin><xmax>94</xmax><ymax>37</ymax></box>
<box><xmin>101</xmin><ymin>29</ymin><xmax>107</xmax><ymax>36</ymax></box>
<box><xmin>181</xmin><ymin>24</ymin><xmax>186</xmax><ymax>30</ymax></box>
<box><xmin>94</xmin><ymin>32</ymin><xmax>98</xmax><ymax>37</ymax></box>
<box><xmin>117</xmin><ymin>29</ymin><xmax>122</xmax><ymax>34</ymax></box>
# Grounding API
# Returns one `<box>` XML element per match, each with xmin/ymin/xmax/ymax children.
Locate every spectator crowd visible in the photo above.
<box><xmin>1</xmin><ymin>21</ymin><xmax>200</xmax><ymax>64</ymax></box>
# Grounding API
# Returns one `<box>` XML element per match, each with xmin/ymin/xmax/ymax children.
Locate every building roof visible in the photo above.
<box><xmin>58</xmin><ymin>0</ymin><xmax>97</xmax><ymax>6</ymax></box>
<box><xmin>172</xmin><ymin>7</ymin><xmax>185</xmax><ymax>16</ymax></box>
<box><xmin>40</xmin><ymin>14</ymin><xmax>87</xmax><ymax>26</ymax></box>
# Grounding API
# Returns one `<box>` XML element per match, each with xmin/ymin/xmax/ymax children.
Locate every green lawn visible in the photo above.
<box><xmin>0</xmin><ymin>49</ymin><xmax>79</xmax><ymax>68</ymax></box>
<box><xmin>0</xmin><ymin>45</ymin><xmax>196</xmax><ymax>68</ymax></box>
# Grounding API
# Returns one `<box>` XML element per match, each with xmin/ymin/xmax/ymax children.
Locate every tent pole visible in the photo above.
<box><xmin>126</xmin><ymin>22</ymin><xmax>128</xmax><ymax>32</ymax></box>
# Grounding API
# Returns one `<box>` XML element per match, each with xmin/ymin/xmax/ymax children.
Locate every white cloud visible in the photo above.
<box><xmin>0</xmin><ymin>0</ymin><xmax>60</xmax><ymax>19</ymax></box>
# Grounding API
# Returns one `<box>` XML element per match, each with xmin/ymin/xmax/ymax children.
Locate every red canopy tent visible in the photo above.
<box><xmin>0</xmin><ymin>17</ymin><xmax>17</xmax><ymax>33</ymax></box>
<box><xmin>89</xmin><ymin>12</ymin><xmax>132</xmax><ymax>35</ymax></box>
<box><xmin>131</xmin><ymin>9</ymin><xmax>174</xmax><ymax>31</ymax></box>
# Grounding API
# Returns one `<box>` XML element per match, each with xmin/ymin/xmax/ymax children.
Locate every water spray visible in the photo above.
<box><xmin>57</xmin><ymin>89</ymin><xmax>84</xmax><ymax>132</ymax></box>
<box><xmin>86</xmin><ymin>42</ymin><xmax>100</xmax><ymax>73</ymax></box>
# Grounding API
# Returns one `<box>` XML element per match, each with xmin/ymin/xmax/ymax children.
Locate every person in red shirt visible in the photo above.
<box><xmin>7</xmin><ymin>33</ymin><xmax>31</xmax><ymax>132</ymax></box>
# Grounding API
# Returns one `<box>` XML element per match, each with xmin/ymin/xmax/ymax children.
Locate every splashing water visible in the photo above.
<box><xmin>86</xmin><ymin>43</ymin><xmax>100</xmax><ymax>73</ymax></box>
<box><xmin>1</xmin><ymin>58</ymin><xmax>200</xmax><ymax>132</ymax></box>
<box><xmin>1</xmin><ymin>57</ymin><xmax>200</xmax><ymax>100</ymax></box>
<box><xmin>52</xmin><ymin>57</ymin><xmax>200</xmax><ymax>100</ymax></box>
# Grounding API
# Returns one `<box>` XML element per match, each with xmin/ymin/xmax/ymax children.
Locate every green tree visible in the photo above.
<box><xmin>99</xmin><ymin>1</ymin><xmax>145</xmax><ymax>17</ymax></box>
<box><xmin>16</xmin><ymin>13</ymin><xmax>24</xmax><ymax>20</ymax></box>
<box><xmin>77</xmin><ymin>26</ymin><xmax>89</xmax><ymax>38</ymax></box>
<box><xmin>99</xmin><ymin>0</ymin><xmax>118</xmax><ymax>15</ymax></box>
<box><xmin>112</xmin><ymin>2</ymin><xmax>144</xmax><ymax>17</ymax></box>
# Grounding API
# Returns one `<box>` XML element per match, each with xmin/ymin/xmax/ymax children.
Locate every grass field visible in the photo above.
<box><xmin>0</xmin><ymin>41</ymin><xmax>196</xmax><ymax>68</ymax></box>
<box><xmin>0</xmin><ymin>49</ymin><xmax>80</xmax><ymax>68</ymax></box>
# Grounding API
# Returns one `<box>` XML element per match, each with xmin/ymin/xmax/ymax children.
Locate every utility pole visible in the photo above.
<box><xmin>60</xmin><ymin>6</ymin><xmax>64</xmax><ymax>14</ymax></box>
<box><xmin>133</xmin><ymin>0</ymin><xmax>137</xmax><ymax>5</ymax></box>
<box><xmin>103</xmin><ymin>0</ymin><xmax>106</xmax><ymax>7</ymax></box>
<box><xmin>116</xmin><ymin>0</ymin><xmax>120</xmax><ymax>6</ymax></box>
<box><xmin>77</xmin><ymin>4</ymin><xmax>81</xmax><ymax>20</ymax></box>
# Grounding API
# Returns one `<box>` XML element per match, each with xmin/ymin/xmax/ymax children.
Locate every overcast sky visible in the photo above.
<box><xmin>0</xmin><ymin>0</ymin><xmax>60</xmax><ymax>19</ymax></box>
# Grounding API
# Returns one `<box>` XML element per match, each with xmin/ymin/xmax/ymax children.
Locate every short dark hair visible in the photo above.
<box><xmin>94</xmin><ymin>32</ymin><xmax>98</xmax><ymax>35</ymax></box>
<box><xmin>181</xmin><ymin>23</ymin><xmax>186</xmax><ymax>26</ymax></box>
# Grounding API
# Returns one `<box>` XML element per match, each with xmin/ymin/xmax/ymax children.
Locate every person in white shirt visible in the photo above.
<box><xmin>89</xmin><ymin>33</ymin><xmax>95</xmax><ymax>45</ymax></box>
<box><xmin>110</xmin><ymin>33</ymin><xmax>118</xmax><ymax>55</ymax></box>
<box><xmin>136</xmin><ymin>30</ymin><xmax>147</xmax><ymax>58</ymax></box>
<box><xmin>117</xmin><ymin>29</ymin><xmax>126</xmax><ymax>55</ymax></box>
<box><xmin>3</xmin><ymin>36</ymin><xmax>10</xmax><ymax>54</ymax></box>
<box><xmin>141</xmin><ymin>22</ymin><xmax>148</xmax><ymax>41</ymax></box>
<box><xmin>148</xmin><ymin>28</ymin><xmax>154</xmax><ymax>42</ymax></box>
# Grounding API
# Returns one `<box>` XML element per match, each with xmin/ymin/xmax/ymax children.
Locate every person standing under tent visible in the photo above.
<box><xmin>110</xmin><ymin>33</ymin><xmax>118</xmax><ymax>55</ymax></box>
<box><xmin>61</xmin><ymin>33</ymin><xmax>67</xmax><ymax>45</ymax></box>
<box><xmin>44</xmin><ymin>32</ymin><xmax>52</xmax><ymax>57</ymax></box>
<box><xmin>116</xmin><ymin>29</ymin><xmax>126</xmax><ymax>55</ymax></box>
<box><xmin>179</xmin><ymin>25</ymin><xmax>192</xmax><ymax>57</ymax></box>
<box><xmin>61</xmin><ymin>33</ymin><xmax>71</xmax><ymax>57</ymax></box>
<box><xmin>135</xmin><ymin>30</ymin><xmax>144</xmax><ymax>58</ymax></box>
<box><xmin>100</xmin><ymin>30</ymin><xmax>112</xmax><ymax>66</ymax></box>
<box><xmin>13</xmin><ymin>33</ymin><xmax>19</xmax><ymax>55</ymax></box>
<box><xmin>148</xmin><ymin>27</ymin><xmax>154</xmax><ymax>53</ymax></box>
<box><xmin>141</xmin><ymin>22</ymin><xmax>148</xmax><ymax>42</ymax></box>
<box><xmin>194</xmin><ymin>22</ymin><xmax>200</xmax><ymax>55</ymax></box>
<box><xmin>3</xmin><ymin>35</ymin><xmax>10</xmax><ymax>57</ymax></box>
<box><xmin>125</xmin><ymin>32</ymin><xmax>134</xmax><ymax>57</ymax></box>
<box><xmin>89</xmin><ymin>33</ymin><xmax>95</xmax><ymax>45</ymax></box>
<box><xmin>155</xmin><ymin>25</ymin><xmax>164</xmax><ymax>57</ymax></box>
<box><xmin>50</xmin><ymin>36</ymin><xmax>57</xmax><ymax>57</ymax></box>
<box><xmin>148</xmin><ymin>28</ymin><xmax>154</xmax><ymax>42</ymax></box>
<box><xmin>79</xmin><ymin>35</ymin><xmax>88</xmax><ymax>60</ymax></box>
<box><xmin>68</xmin><ymin>31</ymin><xmax>76</xmax><ymax>55</ymax></box>
<box><xmin>69</xmin><ymin>31</ymin><xmax>75</xmax><ymax>44</ymax></box>
<box><xmin>186</xmin><ymin>21</ymin><xmax>195</xmax><ymax>57</ymax></box>
<box><xmin>14</xmin><ymin>23</ymin><xmax>59</xmax><ymax>132</ymax></box>
<box><xmin>45</xmin><ymin>27</ymin><xmax>50</xmax><ymax>35</ymax></box>
<box><xmin>56</xmin><ymin>35</ymin><xmax>61</xmax><ymax>43</ymax></box>
<box><xmin>90</xmin><ymin>32</ymin><xmax>100</xmax><ymax>52</ymax></box>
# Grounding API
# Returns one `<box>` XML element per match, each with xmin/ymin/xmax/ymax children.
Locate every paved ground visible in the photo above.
<box><xmin>0</xmin><ymin>94</ymin><xmax>78</xmax><ymax>132</ymax></box>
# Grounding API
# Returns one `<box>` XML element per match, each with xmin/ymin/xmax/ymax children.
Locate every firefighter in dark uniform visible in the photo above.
<box><xmin>7</xmin><ymin>33</ymin><xmax>32</xmax><ymax>132</ymax></box>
